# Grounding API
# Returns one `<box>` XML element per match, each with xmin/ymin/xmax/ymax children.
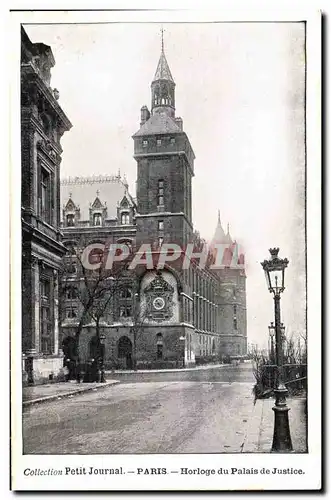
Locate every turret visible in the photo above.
<box><xmin>151</xmin><ymin>31</ymin><xmax>176</xmax><ymax>118</ymax></box>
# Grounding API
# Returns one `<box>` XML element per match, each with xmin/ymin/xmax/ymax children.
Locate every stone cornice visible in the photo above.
<box><xmin>21</xmin><ymin>63</ymin><xmax>72</xmax><ymax>131</ymax></box>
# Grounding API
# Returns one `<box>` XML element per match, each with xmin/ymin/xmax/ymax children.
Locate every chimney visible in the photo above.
<box><xmin>175</xmin><ymin>117</ymin><xmax>183</xmax><ymax>131</ymax></box>
<box><xmin>140</xmin><ymin>105</ymin><xmax>150</xmax><ymax>126</ymax></box>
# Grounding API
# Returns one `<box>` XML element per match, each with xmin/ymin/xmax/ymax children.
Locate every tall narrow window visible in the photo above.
<box><xmin>158</xmin><ymin>220</ymin><xmax>164</xmax><ymax>231</ymax></box>
<box><xmin>66</xmin><ymin>214</ymin><xmax>75</xmax><ymax>227</ymax></box>
<box><xmin>158</xmin><ymin>236</ymin><xmax>164</xmax><ymax>248</ymax></box>
<box><xmin>121</xmin><ymin>213</ymin><xmax>130</xmax><ymax>225</ymax></box>
<box><xmin>40</xmin><ymin>278</ymin><xmax>52</xmax><ymax>354</ymax></box>
<box><xmin>40</xmin><ymin>168</ymin><xmax>51</xmax><ymax>224</ymax></box>
<box><xmin>157</xmin><ymin>180</ymin><xmax>164</xmax><ymax>206</ymax></box>
<box><xmin>234</xmin><ymin>318</ymin><xmax>238</xmax><ymax>330</ymax></box>
<box><xmin>93</xmin><ymin>213</ymin><xmax>102</xmax><ymax>226</ymax></box>
<box><xmin>156</xmin><ymin>333</ymin><xmax>163</xmax><ymax>360</ymax></box>
<box><xmin>233</xmin><ymin>305</ymin><xmax>237</xmax><ymax>317</ymax></box>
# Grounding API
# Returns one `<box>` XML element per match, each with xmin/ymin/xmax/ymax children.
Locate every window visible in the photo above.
<box><xmin>158</xmin><ymin>237</ymin><xmax>164</xmax><ymax>248</ymax></box>
<box><xmin>143</xmin><ymin>140</ymin><xmax>148</xmax><ymax>148</ymax></box>
<box><xmin>157</xmin><ymin>139</ymin><xmax>162</xmax><ymax>146</ymax></box>
<box><xmin>66</xmin><ymin>286</ymin><xmax>78</xmax><ymax>300</ymax></box>
<box><xmin>89</xmin><ymin>247</ymin><xmax>104</xmax><ymax>265</ymax></box>
<box><xmin>93</xmin><ymin>213</ymin><xmax>102</xmax><ymax>226</ymax></box>
<box><xmin>119</xmin><ymin>305</ymin><xmax>132</xmax><ymax>318</ymax></box>
<box><xmin>170</xmin><ymin>137</ymin><xmax>175</xmax><ymax>145</ymax></box>
<box><xmin>156</xmin><ymin>333</ymin><xmax>163</xmax><ymax>360</ymax></box>
<box><xmin>120</xmin><ymin>287</ymin><xmax>132</xmax><ymax>299</ymax></box>
<box><xmin>121</xmin><ymin>213</ymin><xmax>130</xmax><ymax>225</ymax></box>
<box><xmin>40</xmin><ymin>167</ymin><xmax>51</xmax><ymax>224</ymax></box>
<box><xmin>66</xmin><ymin>214</ymin><xmax>75</xmax><ymax>227</ymax></box>
<box><xmin>66</xmin><ymin>308</ymin><xmax>77</xmax><ymax>319</ymax></box>
<box><xmin>233</xmin><ymin>305</ymin><xmax>237</xmax><ymax>317</ymax></box>
<box><xmin>234</xmin><ymin>318</ymin><xmax>238</xmax><ymax>330</ymax></box>
<box><xmin>40</xmin><ymin>278</ymin><xmax>52</xmax><ymax>354</ymax></box>
<box><xmin>157</xmin><ymin>180</ymin><xmax>164</xmax><ymax>206</ymax></box>
<box><xmin>67</xmin><ymin>262</ymin><xmax>77</xmax><ymax>274</ymax></box>
<box><xmin>158</xmin><ymin>220</ymin><xmax>164</xmax><ymax>231</ymax></box>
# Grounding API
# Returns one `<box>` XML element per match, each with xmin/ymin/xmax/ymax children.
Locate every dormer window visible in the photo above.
<box><xmin>143</xmin><ymin>140</ymin><xmax>148</xmax><ymax>148</ymax></box>
<box><xmin>121</xmin><ymin>213</ymin><xmax>130</xmax><ymax>225</ymax></box>
<box><xmin>93</xmin><ymin>213</ymin><xmax>102</xmax><ymax>227</ymax></box>
<box><xmin>66</xmin><ymin>214</ymin><xmax>75</xmax><ymax>227</ymax></box>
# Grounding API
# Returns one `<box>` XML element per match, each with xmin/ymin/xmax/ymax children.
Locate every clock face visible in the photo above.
<box><xmin>153</xmin><ymin>297</ymin><xmax>165</xmax><ymax>311</ymax></box>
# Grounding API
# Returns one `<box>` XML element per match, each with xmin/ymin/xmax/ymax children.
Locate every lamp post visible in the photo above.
<box><xmin>99</xmin><ymin>333</ymin><xmax>106</xmax><ymax>383</ymax></box>
<box><xmin>280</xmin><ymin>322</ymin><xmax>286</xmax><ymax>362</ymax></box>
<box><xmin>268</xmin><ymin>322</ymin><xmax>276</xmax><ymax>365</ymax></box>
<box><xmin>261</xmin><ymin>248</ymin><xmax>293</xmax><ymax>452</ymax></box>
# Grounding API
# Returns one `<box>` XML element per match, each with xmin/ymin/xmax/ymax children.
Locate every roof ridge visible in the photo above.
<box><xmin>61</xmin><ymin>174</ymin><xmax>122</xmax><ymax>185</ymax></box>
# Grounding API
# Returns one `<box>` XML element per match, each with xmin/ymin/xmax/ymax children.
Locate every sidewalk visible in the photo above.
<box><xmin>23</xmin><ymin>379</ymin><xmax>119</xmax><ymax>407</ymax></box>
<box><xmin>243</xmin><ymin>396</ymin><xmax>307</xmax><ymax>453</ymax></box>
<box><xmin>106</xmin><ymin>362</ymin><xmax>236</xmax><ymax>375</ymax></box>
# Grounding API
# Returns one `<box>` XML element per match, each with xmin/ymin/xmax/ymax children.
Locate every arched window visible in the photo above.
<box><xmin>93</xmin><ymin>213</ymin><xmax>102</xmax><ymax>227</ymax></box>
<box><xmin>156</xmin><ymin>333</ymin><xmax>163</xmax><ymax>360</ymax></box>
<box><xmin>121</xmin><ymin>213</ymin><xmax>130</xmax><ymax>225</ymax></box>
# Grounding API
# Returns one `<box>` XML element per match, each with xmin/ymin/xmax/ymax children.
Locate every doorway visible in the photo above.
<box><xmin>118</xmin><ymin>336</ymin><xmax>133</xmax><ymax>369</ymax></box>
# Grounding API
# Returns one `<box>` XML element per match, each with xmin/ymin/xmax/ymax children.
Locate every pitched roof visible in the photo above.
<box><xmin>60</xmin><ymin>175</ymin><xmax>128</xmax><ymax>222</ymax></box>
<box><xmin>152</xmin><ymin>50</ymin><xmax>174</xmax><ymax>83</ymax></box>
<box><xmin>133</xmin><ymin>112</ymin><xmax>181</xmax><ymax>137</ymax></box>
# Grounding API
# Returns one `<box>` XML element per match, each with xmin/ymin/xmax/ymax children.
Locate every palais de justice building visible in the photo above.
<box><xmin>60</xmin><ymin>44</ymin><xmax>247</xmax><ymax>369</ymax></box>
<box><xmin>21</xmin><ymin>27</ymin><xmax>72</xmax><ymax>382</ymax></box>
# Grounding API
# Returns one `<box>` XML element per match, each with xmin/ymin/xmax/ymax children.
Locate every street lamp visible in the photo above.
<box><xmin>261</xmin><ymin>248</ymin><xmax>292</xmax><ymax>452</ymax></box>
<box><xmin>268</xmin><ymin>322</ymin><xmax>276</xmax><ymax>365</ymax></box>
<box><xmin>99</xmin><ymin>333</ymin><xmax>106</xmax><ymax>383</ymax></box>
<box><xmin>179</xmin><ymin>335</ymin><xmax>185</xmax><ymax>368</ymax></box>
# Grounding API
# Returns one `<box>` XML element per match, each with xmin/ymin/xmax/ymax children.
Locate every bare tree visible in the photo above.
<box><xmin>130</xmin><ymin>292</ymin><xmax>150</xmax><ymax>371</ymax></box>
<box><xmin>60</xmin><ymin>240</ymin><xmax>127</xmax><ymax>376</ymax></box>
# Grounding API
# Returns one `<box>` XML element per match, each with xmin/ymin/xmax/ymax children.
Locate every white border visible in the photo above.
<box><xmin>9</xmin><ymin>7</ymin><xmax>322</xmax><ymax>492</ymax></box>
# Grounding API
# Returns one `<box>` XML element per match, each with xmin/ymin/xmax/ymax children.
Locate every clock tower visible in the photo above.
<box><xmin>133</xmin><ymin>39</ymin><xmax>195</xmax><ymax>250</ymax></box>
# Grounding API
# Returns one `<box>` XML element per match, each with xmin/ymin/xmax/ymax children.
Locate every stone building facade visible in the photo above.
<box><xmin>21</xmin><ymin>27</ymin><xmax>72</xmax><ymax>382</ymax></box>
<box><xmin>60</xmin><ymin>43</ymin><xmax>247</xmax><ymax>369</ymax></box>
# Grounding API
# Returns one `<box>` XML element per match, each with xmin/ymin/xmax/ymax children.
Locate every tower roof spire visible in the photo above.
<box><xmin>152</xmin><ymin>27</ymin><xmax>174</xmax><ymax>83</ymax></box>
<box><xmin>161</xmin><ymin>25</ymin><xmax>164</xmax><ymax>53</ymax></box>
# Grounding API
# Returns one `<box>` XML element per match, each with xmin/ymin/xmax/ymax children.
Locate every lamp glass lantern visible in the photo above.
<box><xmin>268</xmin><ymin>322</ymin><xmax>275</xmax><ymax>339</ymax></box>
<box><xmin>261</xmin><ymin>248</ymin><xmax>289</xmax><ymax>295</ymax></box>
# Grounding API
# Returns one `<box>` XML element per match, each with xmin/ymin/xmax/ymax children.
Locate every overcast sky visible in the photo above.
<box><xmin>24</xmin><ymin>22</ymin><xmax>306</xmax><ymax>347</ymax></box>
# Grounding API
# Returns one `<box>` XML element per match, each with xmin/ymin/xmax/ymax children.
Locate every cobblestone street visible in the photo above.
<box><xmin>23</xmin><ymin>365</ymin><xmax>307</xmax><ymax>454</ymax></box>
